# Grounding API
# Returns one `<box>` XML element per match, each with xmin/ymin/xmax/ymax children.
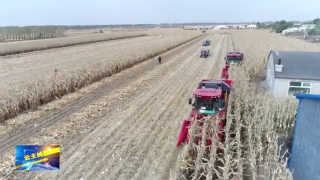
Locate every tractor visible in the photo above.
<box><xmin>202</xmin><ymin>40</ymin><xmax>211</xmax><ymax>46</ymax></box>
<box><xmin>177</xmin><ymin>79</ymin><xmax>233</xmax><ymax>148</ymax></box>
<box><xmin>224</xmin><ymin>52</ymin><xmax>244</xmax><ymax>65</ymax></box>
<box><xmin>200</xmin><ymin>48</ymin><xmax>210</xmax><ymax>58</ymax></box>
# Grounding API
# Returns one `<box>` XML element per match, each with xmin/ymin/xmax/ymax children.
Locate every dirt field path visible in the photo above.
<box><xmin>5</xmin><ymin>33</ymin><xmax>229</xmax><ymax>180</ymax></box>
<box><xmin>0</xmin><ymin>35</ymin><xmax>186</xmax><ymax>88</ymax></box>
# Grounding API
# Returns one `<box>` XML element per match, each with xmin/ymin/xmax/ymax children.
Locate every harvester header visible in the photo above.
<box><xmin>176</xmin><ymin>79</ymin><xmax>233</xmax><ymax>147</ymax></box>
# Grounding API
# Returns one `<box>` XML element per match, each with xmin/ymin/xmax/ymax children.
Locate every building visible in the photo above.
<box><xmin>246</xmin><ymin>24</ymin><xmax>257</xmax><ymax>29</ymax></box>
<box><xmin>282</xmin><ymin>28</ymin><xmax>301</xmax><ymax>34</ymax></box>
<box><xmin>265</xmin><ymin>50</ymin><xmax>320</xmax><ymax>97</ymax></box>
<box><xmin>301</xmin><ymin>24</ymin><xmax>316</xmax><ymax>29</ymax></box>
<box><xmin>289</xmin><ymin>94</ymin><xmax>320</xmax><ymax>180</ymax></box>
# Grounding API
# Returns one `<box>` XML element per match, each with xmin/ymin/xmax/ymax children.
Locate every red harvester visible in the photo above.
<box><xmin>177</xmin><ymin>79</ymin><xmax>233</xmax><ymax>147</ymax></box>
<box><xmin>221</xmin><ymin>52</ymin><xmax>244</xmax><ymax>79</ymax></box>
<box><xmin>224</xmin><ymin>52</ymin><xmax>244</xmax><ymax>65</ymax></box>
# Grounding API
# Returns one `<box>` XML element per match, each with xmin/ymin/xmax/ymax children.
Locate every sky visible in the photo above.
<box><xmin>0</xmin><ymin>0</ymin><xmax>318</xmax><ymax>26</ymax></box>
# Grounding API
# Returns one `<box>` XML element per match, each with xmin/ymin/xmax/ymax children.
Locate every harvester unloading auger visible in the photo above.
<box><xmin>177</xmin><ymin>79</ymin><xmax>233</xmax><ymax>147</ymax></box>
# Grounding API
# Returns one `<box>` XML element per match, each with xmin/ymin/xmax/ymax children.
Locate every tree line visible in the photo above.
<box><xmin>256</xmin><ymin>18</ymin><xmax>320</xmax><ymax>35</ymax></box>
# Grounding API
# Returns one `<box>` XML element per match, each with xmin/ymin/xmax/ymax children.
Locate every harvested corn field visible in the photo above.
<box><xmin>0</xmin><ymin>32</ymin><xmax>146</xmax><ymax>56</ymax></box>
<box><xmin>0</xmin><ymin>33</ymin><xmax>201</xmax><ymax>121</ymax></box>
<box><xmin>0</xmin><ymin>30</ymin><xmax>319</xmax><ymax>180</ymax></box>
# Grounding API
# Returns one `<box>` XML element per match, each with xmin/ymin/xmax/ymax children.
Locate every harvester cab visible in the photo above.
<box><xmin>225</xmin><ymin>52</ymin><xmax>244</xmax><ymax>65</ymax></box>
<box><xmin>195</xmin><ymin>79</ymin><xmax>232</xmax><ymax>113</ymax></box>
<box><xmin>176</xmin><ymin>79</ymin><xmax>232</xmax><ymax>147</ymax></box>
<box><xmin>188</xmin><ymin>89</ymin><xmax>226</xmax><ymax>117</ymax></box>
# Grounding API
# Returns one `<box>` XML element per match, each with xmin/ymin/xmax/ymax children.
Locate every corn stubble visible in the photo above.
<box><xmin>0</xmin><ymin>32</ymin><xmax>147</xmax><ymax>56</ymax></box>
<box><xmin>0</xmin><ymin>34</ymin><xmax>202</xmax><ymax>121</ymax></box>
<box><xmin>176</xmin><ymin>31</ymin><xmax>306</xmax><ymax>180</ymax></box>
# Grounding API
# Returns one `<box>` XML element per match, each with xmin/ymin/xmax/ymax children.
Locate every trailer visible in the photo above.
<box><xmin>202</xmin><ymin>40</ymin><xmax>211</xmax><ymax>46</ymax></box>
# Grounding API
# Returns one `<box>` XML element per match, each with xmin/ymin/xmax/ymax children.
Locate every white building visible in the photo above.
<box><xmin>265</xmin><ymin>50</ymin><xmax>320</xmax><ymax>97</ymax></box>
<box><xmin>212</xmin><ymin>25</ymin><xmax>228</xmax><ymax>30</ymax></box>
<box><xmin>282</xmin><ymin>28</ymin><xmax>301</xmax><ymax>34</ymax></box>
<box><xmin>247</xmin><ymin>25</ymin><xmax>257</xmax><ymax>29</ymax></box>
<box><xmin>301</xmin><ymin>24</ymin><xmax>316</xmax><ymax>29</ymax></box>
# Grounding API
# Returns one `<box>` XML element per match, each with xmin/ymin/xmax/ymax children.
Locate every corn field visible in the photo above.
<box><xmin>0</xmin><ymin>32</ymin><xmax>65</xmax><ymax>42</ymax></box>
<box><xmin>0</xmin><ymin>34</ymin><xmax>203</xmax><ymax>121</ymax></box>
<box><xmin>173</xmin><ymin>30</ymin><xmax>320</xmax><ymax>179</ymax></box>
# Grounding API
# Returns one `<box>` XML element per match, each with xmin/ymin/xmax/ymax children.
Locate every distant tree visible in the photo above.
<box><xmin>312</xmin><ymin>18</ymin><xmax>320</xmax><ymax>24</ymax></box>
<box><xmin>308</xmin><ymin>24</ymin><xmax>320</xmax><ymax>36</ymax></box>
<box><xmin>278</xmin><ymin>20</ymin><xmax>287</xmax><ymax>25</ymax></box>
<box><xmin>270</xmin><ymin>20</ymin><xmax>294</xmax><ymax>33</ymax></box>
<box><xmin>256</xmin><ymin>22</ymin><xmax>268</xmax><ymax>29</ymax></box>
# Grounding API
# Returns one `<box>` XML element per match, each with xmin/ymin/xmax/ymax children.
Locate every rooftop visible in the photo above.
<box><xmin>270</xmin><ymin>50</ymin><xmax>320</xmax><ymax>80</ymax></box>
<box><xmin>193</xmin><ymin>88</ymin><xmax>222</xmax><ymax>97</ymax></box>
<box><xmin>200</xmin><ymin>79</ymin><xmax>232</xmax><ymax>87</ymax></box>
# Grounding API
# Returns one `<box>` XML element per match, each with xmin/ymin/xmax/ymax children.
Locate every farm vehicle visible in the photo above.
<box><xmin>221</xmin><ymin>52</ymin><xmax>244</xmax><ymax>79</ymax></box>
<box><xmin>224</xmin><ymin>52</ymin><xmax>244</xmax><ymax>65</ymax></box>
<box><xmin>200</xmin><ymin>48</ymin><xmax>210</xmax><ymax>58</ymax></box>
<box><xmin>202</xmin><ymin>40</ymin><xmax>211</xmax><ymax>46</ymax></box>
<box><xmin>177</xmin><ymin>79</ymin><xmax>233</xmax><ymax>148</ymax></box>
<box><xmin>221</xmin><ymin>62</ymin><xmax>230</xmax><ymax>79</ymax></box>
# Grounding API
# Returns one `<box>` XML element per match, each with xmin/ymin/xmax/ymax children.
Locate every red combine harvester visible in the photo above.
<box><xmin>221</xmin><ymin>52</ymin><xmax>244</xmax><ymax>79</ymax></box>
<box><xmin>224</xmin><ymin>52</ymin><xmax>244</xmax><ymax>65</ymax></box>
<box><xmin>177</xmin><ymin>79</ymin><xmax>233</xmax><ymax>147</ymax></box>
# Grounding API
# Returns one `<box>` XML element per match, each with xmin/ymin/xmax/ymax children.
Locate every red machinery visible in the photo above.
<box><xmin>224</xmin><ymin>52</ymin><xmax>244</xmax><ymax>65</ymax></box>
<box><xmin>221</xmin><ymin>62</ymin><xmax>230</xmax><ymax>79</ymax></box>
<box><xmin>177</xmin><ymin>79</ymin><xmax>233</xmax><ymax>147</ymax></box>
<box><xmin>200</xmin><ymin>48</ymin><xmax>210</xmax><ymax>58</ymax></box>
<box><xmin>221</xmin><ymin>52</ymin><xmax>243</xmax><ymax>79</ymax></box>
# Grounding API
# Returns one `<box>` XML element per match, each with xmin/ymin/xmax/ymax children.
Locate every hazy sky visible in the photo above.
<box><xmin>1</xmin><ymin>0</ymin><xmax>318</xmax><ymax>26</ymax></box>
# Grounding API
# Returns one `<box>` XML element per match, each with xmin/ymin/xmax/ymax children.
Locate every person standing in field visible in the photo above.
<box><xmin>158</xmin><ymin>56</ymin><xmax>161</xmax><ymax>64</ymax></box>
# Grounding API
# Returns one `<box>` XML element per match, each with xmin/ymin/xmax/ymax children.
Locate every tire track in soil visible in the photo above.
<box><xmin>9</xmin><ymin>35</ymin><xmax>211</xmax><ymax>180</ymax></box>
<box><xmin>0</xmin><ymin>35</ymin><xmax>205</xmax><ymax>156</ymax></box>
<box><xmin>67</xmin><ymin>35</ymin><xmax>218</xmax><ymax>180</ymax></box>
<box><xmin>158</xmin><ymin>34</ymin><xmax>227</xmax><ymax>180</ymax></box>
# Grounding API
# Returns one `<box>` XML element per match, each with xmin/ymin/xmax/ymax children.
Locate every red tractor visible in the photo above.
<box><xmin>177</xmin><ymin>79</ymin><xmax>233</xmax><ymax>147</ymax></box>
<box><xmin>224</xmin><ymin>52</ymin><xmax>244</xmax><ymax>65</ymax></box>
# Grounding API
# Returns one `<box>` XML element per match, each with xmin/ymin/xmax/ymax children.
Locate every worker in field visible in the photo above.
<box><xmin>158</xmin><ymin>56</ymin><xmax>162</xmax><ymax>64</ymax></box>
